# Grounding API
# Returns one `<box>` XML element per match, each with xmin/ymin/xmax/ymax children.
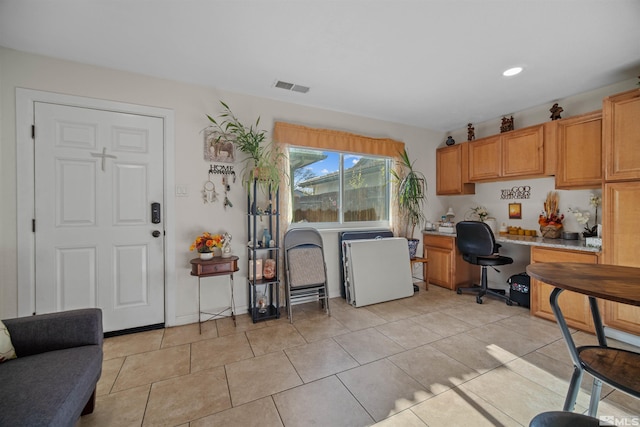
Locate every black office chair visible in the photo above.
<box><xmin>455</xmin><ymin>221</ymin><xmax>514</xmax><ymax>305</ymax></box>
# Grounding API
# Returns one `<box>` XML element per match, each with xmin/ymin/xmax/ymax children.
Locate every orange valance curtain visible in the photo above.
<box><xmin>273</xmin><ymin>122</ymin><xmax>404</xmax><ymax>158</ymax></box>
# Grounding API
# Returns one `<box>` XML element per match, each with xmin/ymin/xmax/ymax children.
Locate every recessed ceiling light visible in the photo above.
<box><xmin>503</xmin><ymin>67</ymin><xmax>523</xmax><ymax>77</ymax></box>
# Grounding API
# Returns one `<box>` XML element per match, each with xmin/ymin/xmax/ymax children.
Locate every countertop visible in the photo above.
<box><xmin>422</xmin><ymin>230</ymin><xmax>601</xmax><ymax>253</ymax></box>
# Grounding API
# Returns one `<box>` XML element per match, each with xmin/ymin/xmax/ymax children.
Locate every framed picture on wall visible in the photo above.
<box><xmin>204</xmin><ymin>130</ymin><xmax>235</xmax><ymax>163</ymax></box>
<box><xmin>509</xmin><ymin>203</ymin><xmax>522</xmax><ymax>219</ymax></box>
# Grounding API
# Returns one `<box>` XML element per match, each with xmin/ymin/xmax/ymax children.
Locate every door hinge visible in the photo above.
<box><xmin>32</xmin><ymin>219</ymin><xmax>35</xmax><ymax>232</ymax></box>
<box><xmin>31</xmin><ymin>125</ymin><xmax>35</xmax><ymax>139</ymax></box>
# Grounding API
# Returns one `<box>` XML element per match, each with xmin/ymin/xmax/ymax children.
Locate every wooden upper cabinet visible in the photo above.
<box><xmin>468</xmin><ymin>124</ymin><xmax>549</xmax><ymax>182</ymax></box>
<box><xmin>436</xmin><ymin>144</ymin><xmax>475</xmax><ymax>195</ymax></box>
<box><xmin>502</xmin><ymin>124</ymin><xmax>545</xmax><ymax>178</ymax></box>
<box><xmin>468</xmin><ymin>135</ymin><xmax>501</xmax><ymax>181</ymax></box>
<box><xmin>555</xmin><ymin>111</ymin><xmax>603</xmax><ymax>189</ymax></box>
<box><xmin>603</xmin><ymin>89</ymin><xmax>640</xmax><ymax>181</ymax></box>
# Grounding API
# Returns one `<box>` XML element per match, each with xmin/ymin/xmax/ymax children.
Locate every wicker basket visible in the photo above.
<box><xmin>540</xmin><ymin>225</ymin><xmax>563</xmax><ymax>239</ymax></box>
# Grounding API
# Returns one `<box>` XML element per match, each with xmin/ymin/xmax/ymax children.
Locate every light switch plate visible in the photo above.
<box><xmin>175</xmin><ymin>185</ymin><xmax>189</xmax><ymax>197</ymax></box>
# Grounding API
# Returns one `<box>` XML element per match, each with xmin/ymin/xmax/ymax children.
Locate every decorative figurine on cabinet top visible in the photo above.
<box><xmin>467</xmin><ymin>123</ymin><xmax>475</xmax><ymax>141</ymax></box>
<box><xmin>445</xmin><ymin>136</ymin><xmax>455</xmax><ymax>146</ymax></box>
<box><xmin>221</xmin><ymin>232</ymin><xmax>232</xmax><ymax>258</ymax></box>
<box><xmin>549</xmin><ymin>103</ymin><xmax>564</xmax><ymax>120</ymax></box>
<box><xmin>500</xmin><ymin>116</ymin><xmax>514</xmax><ymax>133</ymax></box>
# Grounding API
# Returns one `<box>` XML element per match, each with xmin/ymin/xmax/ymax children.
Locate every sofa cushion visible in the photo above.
<box><xmin>0</xmin><ymin>345</ymin><xmax>102</xmax><ymax>427</ymax></box>
<box><xmin>4</xmin><ymin>309</ymin><xmax>103</xmax><ymax>358</ymax></box>
<box><xmin>0</xmin><ymin>320</ymin><xmax>17</xmax><ymax>361</ymax></box>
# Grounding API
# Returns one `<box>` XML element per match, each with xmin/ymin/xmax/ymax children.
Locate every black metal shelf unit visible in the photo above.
<box><xmin>247</xmin><ymin>179</ymin><xmax>280</xmax><ymax>323</ymax></box>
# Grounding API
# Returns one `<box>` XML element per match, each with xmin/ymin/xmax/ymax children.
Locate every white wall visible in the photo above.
<box><xmin>0</xmin><ymin>47</ymin><xmax>441</xmax><ymax>322</ymax></box>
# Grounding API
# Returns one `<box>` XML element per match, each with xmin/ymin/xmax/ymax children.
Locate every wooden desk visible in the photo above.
<box><xmin>526</xmin><ymin>262</ymin><xmax>640</xmax><ymax>416</ymax></box>
<box><xmin>190</xmin><ymin>256</ymin><xmax>239</xmax><ymax>333</ymax></box>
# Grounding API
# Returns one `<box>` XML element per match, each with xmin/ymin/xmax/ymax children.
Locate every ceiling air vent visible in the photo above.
<box><xmin>275</xmin><ymin>80</ymin><xmax>294</xmax><ymax>90</ymax></box>
<box><xmin>274</xmin><ymin>80</ymin><xmax>310</xmax><ymax>94</ymax></box>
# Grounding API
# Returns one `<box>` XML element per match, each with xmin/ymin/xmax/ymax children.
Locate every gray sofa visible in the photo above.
<box><xmin>0</xmin><ymin>308</ymin><xmax>103</xmax><ymax>427</ymax></box>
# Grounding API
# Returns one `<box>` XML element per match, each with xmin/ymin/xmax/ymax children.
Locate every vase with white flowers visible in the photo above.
<box><xmin>470</xmin><ymin>206</ymin><xmax>489</xmax><ymax>222</ymax></box>
<box><xmin>567</xmin><ymin>193</ymin><xmax>601</xmax><ymax>238</ymax></box>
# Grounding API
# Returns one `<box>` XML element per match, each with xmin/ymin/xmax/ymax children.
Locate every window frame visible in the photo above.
<box><xmin>288</xmin><ymin>146</ymin><xmax>392</xmax><ymax>230</ymax></box>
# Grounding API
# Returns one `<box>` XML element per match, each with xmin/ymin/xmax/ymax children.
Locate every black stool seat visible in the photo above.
<box><xmin>456</xmin><ymin>221</ymin><xmax>514</xmax><ymax>305</ymax></box>
<box><xmin>529</xmin><ymin>411</ymin><xmax>599</xmax><ymax>427</ymax></box>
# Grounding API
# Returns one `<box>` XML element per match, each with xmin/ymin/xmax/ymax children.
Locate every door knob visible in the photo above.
<box><xmin>152</xmin><ymin>230</ymin><xmax>161</xmax><ymax>238</ymax></box>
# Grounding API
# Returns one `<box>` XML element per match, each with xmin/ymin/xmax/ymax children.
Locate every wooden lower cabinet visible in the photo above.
<box><xmin>603</xmin><ymin>301</ymin><xmax>640</xmax><ymax>336</ymax></box>
<box><xmin>602</xmin><ymin>180</ymin><xmax>640</xmax><ymax>335</ymax></box>
<box><xmin>530</xmin><ymin>246</ymin><xmax>599</xmax><ymax>333</ymax></box>
<box><xmin>423</xmin><ymin>234</ymin><xmax>477</xmax><ymax>290</ymax></box>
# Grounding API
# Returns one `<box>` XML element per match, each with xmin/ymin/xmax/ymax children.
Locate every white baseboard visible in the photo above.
<box><xmin>171</xmin><ymin>304</ymin><xmax>251</xmax><ymax>327</ymax></box>
<box><xmin>605</xmin><ymin>326</ymin><xmax>640</xmax><ymax>350</ymax></box>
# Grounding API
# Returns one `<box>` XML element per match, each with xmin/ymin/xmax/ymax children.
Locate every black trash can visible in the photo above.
<box><xmin>507</xmin><ymin>272</ymin><xmax>530</xmax><ymax>307</ymax></box>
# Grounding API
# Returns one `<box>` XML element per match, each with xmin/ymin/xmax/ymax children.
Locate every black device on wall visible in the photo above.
<box><xmin>151</xmin><ymin>202</ymin><xmax>161</xmax><ymax>224</ymax></box>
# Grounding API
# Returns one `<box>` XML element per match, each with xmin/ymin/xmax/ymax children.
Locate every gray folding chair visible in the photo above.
<box><xmin>284</xmin><ymin>228</ymin><xmax>330</xmax><ymax>323</ymax></box>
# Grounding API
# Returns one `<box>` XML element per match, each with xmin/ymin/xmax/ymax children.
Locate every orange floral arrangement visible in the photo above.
<box><xmin>190</xmin><ymin>232</ymin><xmax>223</xmax><ymax>253</ymax></box>
<box><xmin>538</xmin><ymin>191</ymin><xmax>565</xmax><ymax>238</ymax></box>
<box><xmin>538</xmin><ymin>191</ymin><xmax>564</xmax><ymax>228</ymax></box>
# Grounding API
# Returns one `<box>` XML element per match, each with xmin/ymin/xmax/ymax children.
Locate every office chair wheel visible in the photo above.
<box><xmin>476</xmin><ymin>296</ymin><xmax>483</xmax><ymax>304</ymax></box>
<box><xmin>506</xmin><ymin>299</ymin><xmax>513</xmax><ymax>306</ymax></box>
<box><xmin>457</xmin><ymin>289</ymin><xmax>462</xmax><ymax>295</ymax></box>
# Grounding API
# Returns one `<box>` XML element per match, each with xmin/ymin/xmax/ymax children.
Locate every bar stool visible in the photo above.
<box><xmin>410</xmin><ymin>256</ymin><xmax>428</xmax><ymax>291</ymax></box>
<box><xmin>529</xmin><ymin>411</ymin><xmax>599</xmax><ymax>427</ymax></box>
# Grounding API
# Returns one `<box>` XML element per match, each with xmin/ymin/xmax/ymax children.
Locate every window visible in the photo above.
<box><xmin>289</xmin><ymin>147</ymin><xmax>390</xmax><ymax>224</ymax></box>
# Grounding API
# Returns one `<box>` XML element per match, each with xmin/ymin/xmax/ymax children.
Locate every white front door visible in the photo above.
<box><xmin>33</xmin><ymin>102</ymin><xmax>165</xmax><ymax>332</ymax></box>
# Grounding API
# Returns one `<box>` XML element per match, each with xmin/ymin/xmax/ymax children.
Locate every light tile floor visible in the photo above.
<box><xmin>78</xmin><ymin>284</ymin><xmax>640</xmax><ymax>426</ymax></box>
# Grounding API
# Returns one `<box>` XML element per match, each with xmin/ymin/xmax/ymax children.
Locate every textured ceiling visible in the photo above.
<box><xmin>1</xmin><ymin>0</ymin><xmax>639</xmax><ymax>131</ymax></box>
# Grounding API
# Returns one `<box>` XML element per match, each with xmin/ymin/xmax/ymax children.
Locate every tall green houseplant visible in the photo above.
<box><xmin>206</xmin><ymin>101</ymin><xmax>285</xmax><ymax>193</ymax></box>
<box><xmin>391</xmin><ymin>149</ymin><xmax>427</xmax><ymax>255</ymax></box>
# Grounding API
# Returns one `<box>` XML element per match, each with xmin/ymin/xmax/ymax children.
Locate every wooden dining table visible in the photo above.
<box><xmin>526</xmin><ymin>262</ymin><xmax>640</xmax><ymax>417</ymax></box>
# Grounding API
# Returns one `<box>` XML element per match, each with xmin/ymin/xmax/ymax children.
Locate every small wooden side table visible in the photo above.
<box><xmin>190</xmin><ymin>256</ymin><xmax>239</xmax><ymax>333</ymax></box>
<box><xmin>410</xmin><ymin>257</ymin><xmax>429</xmax><ymax>291</ymax></box>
